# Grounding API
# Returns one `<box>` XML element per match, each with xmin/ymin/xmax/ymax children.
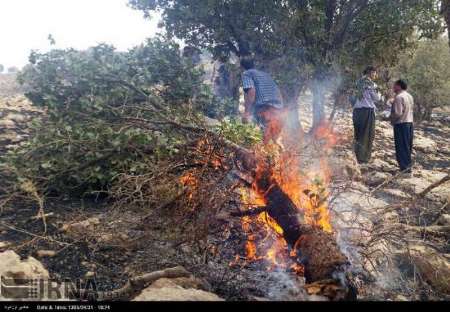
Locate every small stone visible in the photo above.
<box><xmin>395</xmin><ymin>295</ymin><xmax>408</xmax><ymax>301</ymax></box>
<box><xmin>437</xmin><ymin>214</ymin><xmax>450</xmax><ymax>226</ymax></box>
<box><xmin>414</xmin><ymin>135</ymin><xmax>438</xmax><ymax>153</ymax></box>
<box><xmin>383</xmin><ymin>188</ymin><xmax>409</xmax><ymax>199</ymax></box>
<box><xmin>180</xmin><ymin>244</ymin><xmax>192</xmax><ymax>254</ymax></box>
<box><xmin>36</xmin><ymin>250</ymin><xmax>57</xmax><ymax>258</ymax></box>
<box><xmin>6</xmin><ymin>113</ymin><xmax>27</xmax><ymax>123</ymax></box>
<box><xmin>0</xmin><ymin>119</ymin><xmax>15</xmax><ymax>128</ymax></box>
<box><xmin>119</xmin><ymin>233</ymin><xmax>129</xmax><ymax>241</ymax></box>
<box><xmin>61</xmin><ymin>217</ymin><xmax>101</xmax><ymax>233</ymax></box>
<box><xmin>85</xmin><ymin>271</ymin><xmax>95</xmax><ymax>278</ymax></box>
<box><xmin>99</xmin><ymin>234</ymin><xmax>114</xmax><ymax>243</ymax></box>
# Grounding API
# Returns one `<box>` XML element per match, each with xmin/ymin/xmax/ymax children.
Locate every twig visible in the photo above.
<box><xmin>0</xmin><ymin>221</ymin><xmax>70</xmax><ymax>246</ymax></box>
<box><xmin>77</xmin><ymin>266</ymin><xmax>190</xmax><ymax>301</ymax></box>
<box><xmin>230</xmin><ymin>206</ymin><xmax>268</xmax><ymax>217</ymax></box>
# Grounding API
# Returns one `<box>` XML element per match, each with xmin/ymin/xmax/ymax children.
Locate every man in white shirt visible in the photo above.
<box><xmin>390</xmin><ymin>80</ymin><xmax>414</xmax><ymax>174</ymax></box>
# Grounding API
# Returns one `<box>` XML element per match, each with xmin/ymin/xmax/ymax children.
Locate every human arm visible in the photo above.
<box><xmin>369</xmin><ymin>84</ymin><xmax>382</xmax><ymax>103</ymax></box>
<box><xmin>390</xmin><ymin>95</ymin><xmax>404</xmax><ymax>124</ymax></box>
<box><xmin>242</xmin><ymin>72</ymin><xmax>256</xmax><ymax>123</ymax></box>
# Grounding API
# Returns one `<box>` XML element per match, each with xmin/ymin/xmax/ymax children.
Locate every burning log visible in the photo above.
<box><xmin>229</xmin><ymin>141</ymin><xmax>355</xmax><ymax>299</ymax></box>
<box><xmin>294</xmin><ymin>227</ymin><xmax>349</xmax><ymax>283</ymax></box>
<box><xmin>253</xmin><ymin>161</ymin><xmax>304</xmax><ymax>247</ymax></box>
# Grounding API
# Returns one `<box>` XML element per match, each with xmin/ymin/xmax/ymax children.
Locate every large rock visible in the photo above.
<box><xmin>414</xmin><ymin>135</ymin><xmax>438</xmax><ymax>154</ymax></box>
<box><xmin>368</xmin><ymin>159</ymin><xmax>396</xmax><ymax>173</ymax></box>
<box><xmin>396</xmin><ymin>170</ymin><xmax>449</xmax><ymax>203</ymax></box>
<box><xmin>0</xmin><ymin>250</ymin><xmax>49</xmax><ymax>300</ymax></box>
<box><xmin>365</xmin><ymin>171</ymin><xmax>391</xmax><ymax>187</ymax></box>
<box><xmin>133</xmin><ymin>276</ymin><xmax>223</xmax><ymax>301</ymax></box>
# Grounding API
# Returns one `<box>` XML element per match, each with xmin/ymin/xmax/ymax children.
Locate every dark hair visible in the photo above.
<box><xmin>395</xmin><ymin>79</ymin><xmax>408</xmax><ymax>90</ymax></box>
<box><xmin>240</xmin><ymin>57</ymin><xmax>255</xmax><ymax>70</ymax></box>
<box><xmin>363</xmin><ymin>66</ymin><xmax>377</xmax><ymax>76</ymax></box>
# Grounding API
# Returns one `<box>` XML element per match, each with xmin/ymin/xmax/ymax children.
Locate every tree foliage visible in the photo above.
<box><xmin>7</xmin><ymin>39</ymin><xmax>220</xmax><ymax>196</ymax></box>
<box><xmin>130</xmin><ymin>0</ymin><xmax>445</xmax><ymax>127</ymax></box>
<box><xmin>394</xmin><ymin>37</ymin><xmax>450</xmax><ymax>120</ymax></box>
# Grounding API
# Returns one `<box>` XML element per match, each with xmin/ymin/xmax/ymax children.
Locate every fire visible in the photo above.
<box><xmin>272</xmin><ymin>123</ymin><xmax>338</xmax><ymax>233</ymax></box>
<box><xmin>313</xmin><ymin>122</ymin><xmax>339</xmax><ymax>149</ymax></box>
<box><xmin>180</xmin><ymin>172</ymin><xmax>197</xmax><ymax>187</ymax></box>
<box><xmin>302</xmin><ymin>162</ymin><xmax>333</xmax><ymax>233</ymax></box>
<box><xmin>180</xmin><ymin>172</ymin><xmax>198</xmax><ymax>201</ymax></box>
<box><xmin>271</xmin><ymin>151</ymin><xmax>333</xmax><ymax>234</ymax></box>
<box><xmin>233</xmin><ymin>121</ymin><xmax>339</xmax><ymax>275</ymax></box>
<box><xmin>235</xmin><ymin>187</ymin><xmax>299</xmax><ymax>271</ymax></box>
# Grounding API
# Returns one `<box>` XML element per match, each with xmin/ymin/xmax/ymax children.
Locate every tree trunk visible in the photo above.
<box><xmin>442</xmin><ymin>0</ymin><xmax>450</xmax><ymax>49</ymax></box>
<box><xmin>279</xmin><ymin>82</ymin><xmax>305</xmax><ymax>147</ymax></box>
<box><xmin>312</xmin><ymin>80</ymin><xmax>326</xmax><ymax>130</ymax></box>
<box><xmin>311</xmin><ymin>67</ymin><xmax>329</xmax><ymax>130</ymax></box>
<box><xmin>212</xmin><ymin>62</ymin><xmax>241</xmax><ymax>117</ymax></box>
<box><xmin>424</xmin><ymin>107</ymin><xmax>433</xmax><ymax>121</ymax></box>
<box><xmin>328</xmin><ymin>89</ymin><xmax>348</xmax><ymax>124</ymax></box>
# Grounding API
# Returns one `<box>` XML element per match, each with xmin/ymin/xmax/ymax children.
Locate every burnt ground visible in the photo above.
<box><xmin>0</xmin><ymin>183</ymin><xmax>308</xmax><ymax>301</ymax></box>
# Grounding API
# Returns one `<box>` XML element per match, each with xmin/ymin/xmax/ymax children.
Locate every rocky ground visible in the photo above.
<box><xmin>318</xmin><ymin>101</ymin><xmax>450</xmax><ymax>301</ymax></box>
<box><xmin>0</xmin><ymin>76</ymin><xmax>448</xmax><ymax>301</ymax></box>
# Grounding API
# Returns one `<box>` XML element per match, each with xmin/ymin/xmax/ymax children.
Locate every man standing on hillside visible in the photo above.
<box><xmin>352</xmin><ymin>66</ymin><xmax>382</xmax><ymax>165</ymax></box>
<box><xmin>240</xmin><ymin>57</ymin><xmax>284</xmax><ymax>145</ymax></box>
<box><xmin>390</xmin><ymin>80</ymin><xmax>414</xmax><ymax>174</ymax></box>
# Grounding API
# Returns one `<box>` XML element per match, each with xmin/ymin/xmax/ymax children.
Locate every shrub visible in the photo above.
<box><xmin>7</xmin><ymin>38</ymin><xmax>220</xmax><ymax>196</ymax></box>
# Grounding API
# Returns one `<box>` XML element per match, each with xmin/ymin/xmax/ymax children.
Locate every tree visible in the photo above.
<box><xmin>394</xmin><ymin>37</ymin><xmax>450</xmax><ymax>120</ymax></box>
<box><xmin>130</xmin><ymin>0</ymin><xmax>444</xmax><ymax>129</ymax></box>
<box><xmin>0</xmin><ymin>64</ymin><xmax>4</xmax><ymax>73</ymax></box>
<box><xmin>442</xmin><ymin>0</ymin><xmax>450</xmax><ymax>47</ymax></box>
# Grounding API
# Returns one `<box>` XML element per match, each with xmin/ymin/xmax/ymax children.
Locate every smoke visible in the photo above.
<box><xmin>265</xmin><ymin>269</ymin><xmax>308</xmax><ymax>301</ymax></box>
<box><xmin>331</xmin><ymin>195</ymin><xmax>411</xmax><ymax>299</ymax></box>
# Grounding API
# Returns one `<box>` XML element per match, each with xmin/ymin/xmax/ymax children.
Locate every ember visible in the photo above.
<box><xmin>180</xmin><ymin>172</ymin><xmax>198</xmax><ymax>201</ymax></box>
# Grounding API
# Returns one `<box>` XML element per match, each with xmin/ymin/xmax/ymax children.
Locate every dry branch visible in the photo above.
<box><xmin>77</xmin><ymin>266</ymin><xmax>191</xmax><ymax>301</ymax></box>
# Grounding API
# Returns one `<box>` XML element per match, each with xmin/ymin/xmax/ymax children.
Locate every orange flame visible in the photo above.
<box><xmin>233</xmin><ymin>121</ymin><xmax>339</xmax><ymax>274</ymax></box>
<box><xmin>235</xmin><ymin>188</ymin><xmax>300</xmax><ymax>272</ymax></box>
<box><xmin>180</xmin><ymin>172</ymin><xmax>198</xmax><ymax>201</ymax></box>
